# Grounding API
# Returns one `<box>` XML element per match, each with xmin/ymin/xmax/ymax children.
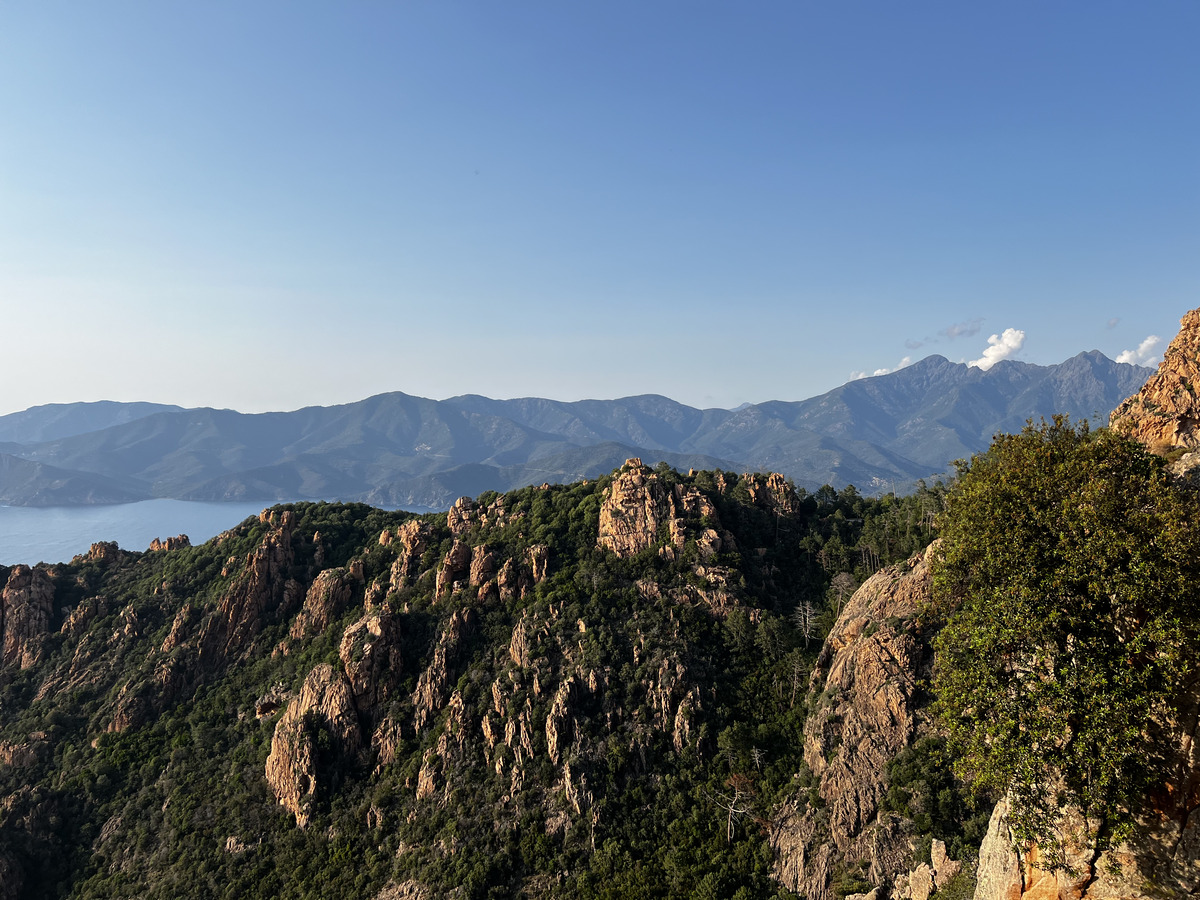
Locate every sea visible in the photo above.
<box><xmin>0</xmin><ymin>499</ymin><xmax>277</xmax><ymax>566</ymax></box>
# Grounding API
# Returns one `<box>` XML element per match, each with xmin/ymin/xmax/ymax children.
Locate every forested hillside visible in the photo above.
<box><xmin>0</xmin><ymin>461</ymin><xmax>945</xmax><ymax>899</ymax></box>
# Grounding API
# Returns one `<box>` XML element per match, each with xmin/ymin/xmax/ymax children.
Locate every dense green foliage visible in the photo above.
<box><xmin>929</xmin><ymin>418</ymin><xmax>1200</xmax><ymax>860</ymax></box>
<box><xmin>0</xmin><ymin>470</ymin><xmax>947</xmax><ymax>899</ymax></box>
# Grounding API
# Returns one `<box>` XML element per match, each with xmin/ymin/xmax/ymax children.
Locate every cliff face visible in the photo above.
<box><xmin>1</xmin><ymin>565</ymin><xmax>55</xmax><ymax>670</ymax></box>
<box><xmin>771</xmin><ymin>545</ymin><xmax>946</xmax><ymax>900</ymax></box>
<box><xmin>1111</xmin><ymin>308</ymin><xmax>1200</xmax><ymax>451</ymax></box>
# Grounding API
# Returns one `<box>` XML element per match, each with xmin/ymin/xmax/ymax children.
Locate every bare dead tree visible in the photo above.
<box><xmin>830</xmin><ymin>571</ymin><xmax>858</xmax><ymax>616</ymax></box>
<box><xmin>793</xmin><ymin>600</ymin><xmax>819</xmax><ymax>648</ymax></box>
<box><xmin>710</xmin><ymin>774</ymin><xmax>757</xmax><ymax>843</ymax></box>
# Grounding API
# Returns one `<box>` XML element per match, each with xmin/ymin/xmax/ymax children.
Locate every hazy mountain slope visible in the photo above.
<box><xmin>0</xmin><ymin>353</ymin><xmax>1153</xmax><ymax>506</ymax></box>
<box><xmin>0</xmin><ymin>453</ymin><xmax>150</xmax><ymax>505</ymax></box>
<box><xmin>0</xmin><ymin>401</ymin><xmax>184</xmax><ymax>443</ymax></box>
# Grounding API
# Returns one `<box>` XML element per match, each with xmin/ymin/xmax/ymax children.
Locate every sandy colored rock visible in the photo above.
<box><xmin>373</xmin><ymin>881</ymin><xmax>429</xmax><ymax>900</ymax></box>
<box><xmin>435</xmin><ymin>540</ymin><xmax>471</xmax><ymax>599</ymax></box>
<box><xmin>289</xmin><ymin>566</ymin><xmax>359</xmax><ymax>639</ymax></box>
<box><xmin>598</xmin><ymin>460</ymin><xmax>735</xmax><ymax>562</ymax></box>
<box><xmin>908</xmin><ymin>864</ymin><xmax>934</xmax><ymax>900</ymax></box>
<box><xmin>598</xmin><ymin>459</ymin><xmax>673</xmax><ymax>557</ymax></box>
<box><xmin>469</xmin><ymin>545</ymin><xmax>496</xmax><ymax>586</ymax></box>
<box><xmin>202</xmin><ymin>510</ymin><xmax>302</xmax><ymax>663</ymax></box>
<box><xmin>446</xmin><ymin>496</ymin><xmax>477</xmax><ymax>535</ymax></box>
<box><xmin>265</xmin><ymin>663</ymin><xmax>361</xmax><ymax>827</ymax></box>
<box><xmin>339</xmin><ymin>609</ymin><xmax>402</xmax><ymax>710</ymax></box>
<box><xmin>771</xmin><ymin>545</ymin><xmax>937</xmax><ymax>900</ymax></box>
<box><xmin>71</xmin><ymin>542</ymin><xmax>125</xmax><ymax>565</ymax></box>
<box><xmin>389</xmin><ymin>519</ymin><xmax>433</xmax><ymax>592</ymax></box>
<box><xmin>148</xmin><ymin>535</ymin><xmax>190</xmax><ymax>552</ymax></box>
<box><xmin>2</xmin><ymin>565</ymin><xmax>55</xmax><ymax>669</ymax></box>
<box><xmin>413</xmin><ymin>608</ymin><xmax>474</xmax><ymax>732</ymax></box>
<box><xmin>1111</xmin><ymin>308</ymin><xmax>1200</xmax><ymax>450</ymax></box>
<box><xmin>931</xmin><ymin>838</ymin><xmax>962</xmax><ymax>887</ymax></box>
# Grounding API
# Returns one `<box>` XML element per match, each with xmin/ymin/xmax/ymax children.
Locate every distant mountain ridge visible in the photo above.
<box><xmin>0</xmin><ymin>351</ymin><xmax>1152</xmax><ymax>508</ymax></box>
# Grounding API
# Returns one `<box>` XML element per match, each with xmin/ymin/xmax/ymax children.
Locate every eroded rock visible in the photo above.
<box><xmin>265</xmin><ymin>663</ymin><xmax>361</xmax><ymax>827</ymax></box>
<box><xmin>771</xmin><ymin>545</ymin><xmax>937</xmax><ymax>900</ymax></box>
<box><xmin>1</xmin><ymin>565</ymin><xmax>55</xmax><ymax>669</ymax></box>
<box><xmin>1111</xmin><ymin>308</ymin><xmax>1200</xmax><ymax>450</ymax></box>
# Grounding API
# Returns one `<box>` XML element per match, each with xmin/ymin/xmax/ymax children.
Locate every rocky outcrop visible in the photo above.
<box><xmin>1</xmin><ymin>565</ymin><xmax>55</xmax><ymax>669</ymax></box>
<box><xmin>265</xmin><ymin>663</ymin><xmax>361</xmax><ymax>827</ymax></box>
<box><xmin>61</xmin><ymin>596</ymin><xmax>108</xmax><ymax>636</ymax></box>
<box><xmin>447</xmin><ymin>494</ymin><xmax>518</xmax><ymax>536</ymax></box>
<box><xmin>339</xmin><ymin>609</ymin><xmax>402</xmax><ymax>711</ymax></box>
<box><xmin>71</xmin><ymin>541</ymin><xmax>126</xmax><ymax>565</ymax></box>
<box><xmin>413</xmin><ymin>608</ymin><xmax>475</xmax><ymax>732</ymax></box>
<box><xmin>289</xmin><ymin>566</ymin><xmax>360</xmax><ymax>640</ymax></box>
<box><xmin>1111</xmin><ymin>308</ymin><xmax>1200</xmax><ymax>450</ymax></box>
<box><xmin>771</xmin><ymin>545</ymin><xmax>937</xmax><ymax>900</ymax></box>
<box><xmin>598</xmin><ymin>459</ymin><xmax>675</xmax><ymax>557</ymax></box>
<box><xmin>373</xmin><ymin>881</ymin><xmax>430</xmax><ymax>900</ymax></box>
<box><xmin>148</xmin><ymin>534</ymin><xmax>190</xmax><ymax>552</ymax></box>
<box><xmin>598</xmin><ymin>458</ymin><xmax>735</xmax><ymax>561</ymax></box>
<box><xmin>893</xmin><ymin>840</ymin><xmax>962</xmax><ymax>900</ymax></box>
<box><xmin>744</xmin><ymin>471</ymin><xmax>802</xmax><ymax>516</ymax></box>
<box><xmin>201</xmin><ymin>509</ymin><xmax>303</xmax><ymax>663</ymax></box>
<box><xmin>434</xmin><ymin>540</ymin><xmax>472</xmax><ymax>600</ymax></box>
<box><xmin>469</xmin><ymin>545</ymin><xmax>496</xmax><ymax>587</ymax></box>
<box><xmin>389</xmin><ymin>520</ymin><xmax>433</xmax><ymax>592</ymax></box>
<box><xmin>972</xmin><ymin>765</ymin><xmax>1200</xmax><ymax>899</ymax></box>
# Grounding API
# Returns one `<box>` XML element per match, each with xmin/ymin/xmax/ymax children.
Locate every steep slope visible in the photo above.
<box><xmin>0</xmin><ymin>462</ymin><xmax>949</xmax><ymax>899</ymax></box>
<box><xmin>770</xmin><ymin>544</ymin><xmax>986</xmax><ymax>900</ymax></box>
<box><xmin>1111</xmin><ymin>307</ymin><xmax>1200</xmax><ymax>451</ymax></box>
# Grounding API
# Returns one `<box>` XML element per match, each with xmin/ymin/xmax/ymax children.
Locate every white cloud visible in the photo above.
<box><xmin>851</xmin><ymin>356</ymin><xmax>913</xmax><ymax>380</ymax></box>
<box><xmin>969</xmin><ymin>328</ymin><xmax>1025</xmax><ymax>370</ymax></box>
<box><xmin>1106</xmin><ymin>317</ymin><xmax>1120</xmax><ymax>329</ymax></box>
<box><xmin>941</xmin><ymin>318</ymin><xmax>984</xmax><ymax>340</ymax></box>
<box><xmin>1116</xmin><ymin>335</ymin><xmax>1162</xmax><ymax>367</ymax></box>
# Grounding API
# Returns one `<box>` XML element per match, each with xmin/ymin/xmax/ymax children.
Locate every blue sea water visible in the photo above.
<box><xmin>0</xmin><ymin>500</ymin><xmax>277</xmax><ymax>565</ymax></box>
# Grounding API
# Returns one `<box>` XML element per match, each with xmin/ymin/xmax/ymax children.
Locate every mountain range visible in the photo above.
<box><xmin>0</xmin><ymin>351</ymin><xmax>1152</xmax><ymax>508</ymax></box>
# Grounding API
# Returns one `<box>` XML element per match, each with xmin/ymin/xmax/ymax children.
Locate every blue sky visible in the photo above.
<box><xmin>1</xmin><ymin>2</ymin><xmax>1196</xmax><ymax>415</ymax></box>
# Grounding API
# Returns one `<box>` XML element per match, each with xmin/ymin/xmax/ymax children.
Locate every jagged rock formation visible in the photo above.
<box><xmin>1111</xmin><ymin>308</ymin><xmax>1200</xmax><ymax>451</ymax></box>
<box><xmin>598</xmin><ymin>458</ymin><xmax>733</xmax><ymax>561</ymax></box>
<box><xmin>148</xmin><ymin>535</ymin><xmax>191</xmax><ymax>552</ymax></box>
<box><xmin>412</xmin><ymin>608</ymin><xmax>475</xmax><ymax>733</ymax></box>
<box><xmin>771</xmin><ymin>545</ymin><xmax>938</xmax><ymax>900</ymax></box>
<box><xmin>265</xmin><ymin>663</ymin><xmax>362</xmax><ymax>827</ymax></box>
<box><xmin>288</xmin><ymin>564</ymin><xmax>362</xmax><ymax>640</ymax></box>
<box><xmin>388</xmin><ymin>519</ymin><xmax>433</xmax><ymax>592</ymax></box>
<box><xmin>201</xmin><ymin>509</ymin><xmax>303</xmax><ymax>663</ymax></box>
<box><xmin>1</xmin><ymin>565</ymin><xmax>55</xmax><ymax>670</ymax></box>
<box><xmin>339</xmin><ymin>609</ymin><xmax>402</xmax><ymax>710</ymax></box>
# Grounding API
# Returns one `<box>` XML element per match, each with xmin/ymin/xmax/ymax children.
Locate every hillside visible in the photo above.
<box><xmin>0</xmin><ymin>352</ymin><xmax>1151</xmax><ymax>508</ymax></box>
<box><xmin>0</xmin><ymin>461</ymin><xmax>947</xmax><ymax>899</ymax></box>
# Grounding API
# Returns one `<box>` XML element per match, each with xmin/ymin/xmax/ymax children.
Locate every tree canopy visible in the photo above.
<box><xmin>929</xmin><ymin>417</ymin><xmax>1200</xmax><ymax>860</ymax></box>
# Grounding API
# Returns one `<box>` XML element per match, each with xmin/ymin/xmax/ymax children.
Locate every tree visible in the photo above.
<box><xmin>792</xmin><ymin>600</ymin><xmax>819</xmax><ymax>648</ymax></box>
<box><xmin>929</xmin><ymin>418</ymin><xmax>1200</xmax><ymax>863</ymax></box>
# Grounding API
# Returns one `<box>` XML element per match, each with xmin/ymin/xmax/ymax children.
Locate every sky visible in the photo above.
<box><xmin>1</xmin><ymin>2</ymin><xmax>1197</xmax><ymax>415</ymax></box>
